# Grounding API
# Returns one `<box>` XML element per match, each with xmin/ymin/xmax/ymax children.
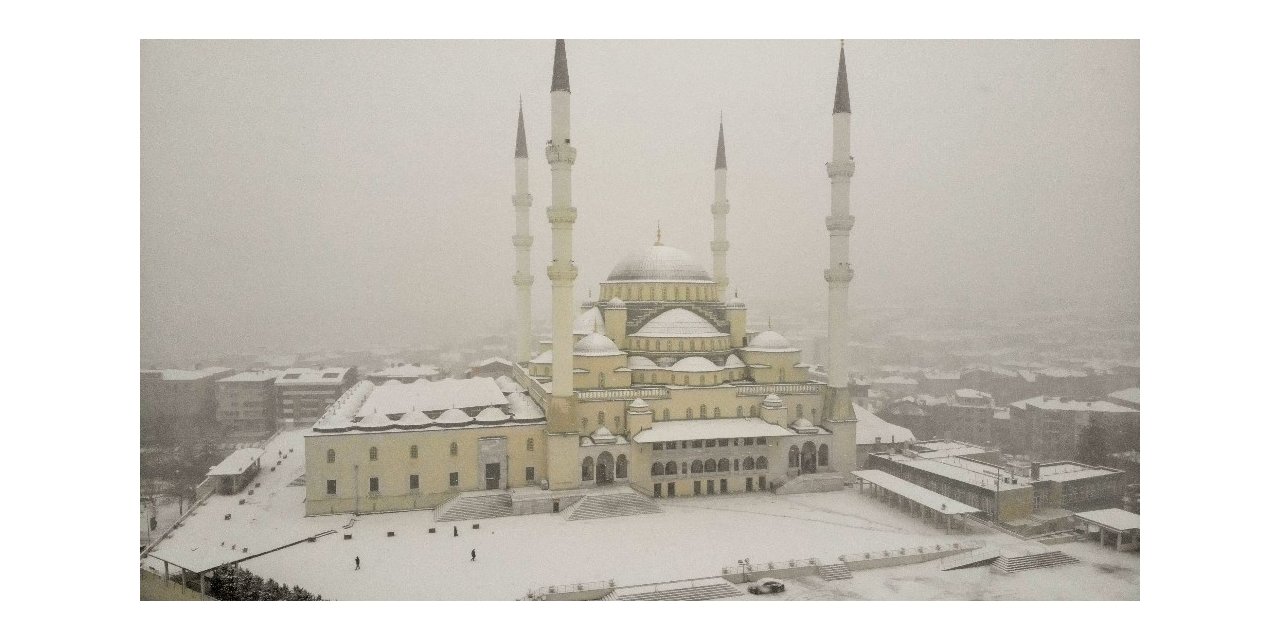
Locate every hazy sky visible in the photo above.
<box><xmin>141</xmin><ymin>39</ymin><xmax>1138</xmax><ymax>363</ymax></box>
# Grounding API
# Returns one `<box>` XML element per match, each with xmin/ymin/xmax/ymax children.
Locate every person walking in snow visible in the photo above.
<box><xmin>355</xmin><ymin>556</ymin><xmax>360</xmax><ymax>570</ymax></box>
<box><xmin>471</xmin><ymin>548</ymin><xmax>476</xmax><ymax>562</ymax></box>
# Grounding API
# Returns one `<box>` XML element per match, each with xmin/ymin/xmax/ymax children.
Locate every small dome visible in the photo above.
<box><xmin>762</xmin><ymin>393</ymin><xmax>783</xmax><ymax>408</ymax></box>
<box><xmin>591</xmin><ymin>427</ymin><xmax>612</xmax><ymax>438</ymax></box>
<box><xmin>726</xmin><ymin>296</ymin><xmax>746</xmax><ymax>309</ymax></box>
<box><xmin>506</xmin><ymin>393</ymin><xmax>545</xmax><ymax>421</ymax></box>
<box><xmin>435</xmin><ymin>408</ymin><xmax>472</xmax><ymax>425</ymax></box>
<box><xmin>356</xmin><ymin>413</ymin><xmax>395</xmax><ymax>431</ymax></box>
<box><xmin>634</xmin><ymin>308</ymin><xmax>726</xmax><ymax>338</ymax></box>
<box><xmin>606</xmin><ymin>244</ymin><xmax>713</xmax><ymax>282</ymax></box>
<box><xmin>747</xmin><ymin>330</ymin><xmax>794</xmax><ymax>350</ymax></box>
<box><xmin>671</xmin><ymin>356</ymin><xmax>722</xmax><ymax>373</ymax></box>
<box><xmin>530</xmin><ymin>350</ymin><xmax>553</xmax><ymax>364</ymax></box>
<box><xmin>724</xmin><ymin>354</ymin><xmax>746</xmax><ymax>369</ymax></box>
<box><xmin>574</xmin><ymin>332</ymin><xmax>624</xmax><ymax>356</ymax></box>
<box><xmin>573</xmin><ymin>307</ymin><xmax>605</xmax><ymax>336</ymax></box>
<box><xmin>628</xmin><ymin>398</ymin><xmax>650</xmax><ymax>410</ymax></box>
<box><xmin>606</xmin><ymin>297</ymin><xmax>626</xmax><ymax>309</ymax></box>
<box><xmin>475</xmin><ymin>407</ymin><xmax>510</xmax><ymax>423</ymax></box>
<box><xmin>396</xmin><ymin>410</ymin><xmax>433</xmax><ymax>427</ymax></box>
<box><xmin>627</xmin><ymin>355</ymin><xmax>658</xmax><ymax>370</ymax></box>
<box><xmin>791</xmin><ymin>417</ymin><xmax>814</xmax><ymax>430</ymax></box>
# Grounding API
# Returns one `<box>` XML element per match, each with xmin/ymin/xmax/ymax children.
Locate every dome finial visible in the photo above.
<box><xmin>655</xmin><ymin>221</ymin><xmax>663</xmax><ymax>246</ymax></box>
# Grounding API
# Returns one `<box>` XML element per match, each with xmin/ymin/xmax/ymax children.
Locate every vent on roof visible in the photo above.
<box><xmin>323</xmin><ymin>372</ymin><xmax>339</xmax><ymax>378</ymax></box>
<box><xmin>283</xmin><ymin>373</ymin><xmax>301</xmax><ymax>379</ymax></box>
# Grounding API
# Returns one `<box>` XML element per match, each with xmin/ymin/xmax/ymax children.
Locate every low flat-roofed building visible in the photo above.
<box><xmin>216</xmin><ymin>370</ymin><xmax>282</xmax><ymax>441</ymax></box>
<box><xmin>206</xmin><ymin>448</ymin><xmax>264</xmax><ymax>495</ymax></box>
<box><xmin>467</xmin><ymin>357</ymin><xmax>514</xmax><ymax>379</ymax></box>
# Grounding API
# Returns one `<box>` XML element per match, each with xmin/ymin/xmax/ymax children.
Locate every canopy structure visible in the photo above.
<box><xmin>853</xmin><ymin>469</ymin><xmax>980</xmax><ymax>533</ymax></box>
<box><xmin>1074</xmin><ymin>508</ymin><xmax>1140</xmax><ymax>551</ymax></box>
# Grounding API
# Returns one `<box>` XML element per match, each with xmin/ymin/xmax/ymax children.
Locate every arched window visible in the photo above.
<box><xmin>736</xmin><ymin>406</ymin><xmax>743</xmax><ymax>418</ymax></box>
<box><xmin>682</xmin><ymin>462</ymin><xmax>688</xmax><ymax>475</ymax></box>
<box><xmin>744</xmin><ymin>457</ymin><xmax>756</xmax><ymax>471</ymax></box>
<box><xmin>582</xmin><ymin>457</ymin><xmax>594</xmax><ymax>481</ymax></box>
<box><xmin>700</xmin><ymin>405</ymin><xmax>708</xmax><ymax>418</ymax></box>
<box><xmin>651</xmin><ymin>462</ymin><xmax>664</xmax><ymax>476</ymax></box>
<box><xmin>410</xmin><ymin>445</ymin><xmax>418</xmax><ymax>459</ymax></box>
<box><xmin>757</xmin><ymin>456</ymin><xmax>768</xmax><ymax>469</ymax></box>
<box><xmin>665</xmin><ymin>461</ymin><xmax>678</xmax><ymax>475</ymax></box>
<box><xmin>714</xmin><ymin>407</ymin><xmax>721</xmax><ymax>418</ymax></box>
<box><xmin>818</xmin><ymin>444</ymin><xmax>829</xmax><ymax>466</ymax></box>
<box><xmin>616</xmin><ymin>455</ymin><xmax>629</xmax><ymax>479</ymax></box>
<box><xmin>705</xmin><ymin>458</ymin><xmax>716</xmax><ymax>472</ymax></box>
<box><xmin>326</xmin><ymin>449</ymin><xmax>336</xmax><ymax>463</ymax></box>
<box><xmin>526</xmin><ymin>438</ymin><xmax>535</xmax><ymax>451</ymax></box>
<box><xmin>788</xmin><ymin>446</ymin><xmax>800</xmax><ymax>468</ymax></box>
<box><xmin>369</xmin><ymin>447</ymin><xmax>378</xmax><ymax>462</ymax></box>
<box><xmin>691</xmin><ymin>459</ymin><xmax>703</xmax><ymax>473</ymax></box>
<box><xmin>699</xmin><ymin>375</ymin><xmax>705</xmax><ymax>385</ymax></box>
<box><xmin>663</xmin><ymin>409</ymin><xmax>670</xmax><ymax>421</ymax></box>
<box><xmin>597</xmin><ymin>411</ymin><xmax>605</xmax><ymax>425</ymax></box>
<box><xmin>449</xmin><ymin>442</ymin><xmax>458</xmax><ymax>457</ymax></box>
<box><xmin>614</xmin><ymin>416</ymin><xmax>621</xmax><ymax>429</ymax></box>
<box><xmin>801</xmin><ymin>442</ymin><xmax>817</xmax><ymax>474</ymax></box>
<box><xmin>686</xmin><ymin>408</ymin><xmax>693</xmax><ymax>419</ymax></box>
<box><xmin>734</xmin><ymin>458</ymin><xmax>740</xmax><ymax>471</ymax></box>
<box><xmin>598</xmin><ymin>373</ymin><xmax>605</xmax><ymax>388</ymax></box>
<box><xmin>750</xmin><ymin>405</ymin><xmax>759</xmax><ymax>417</ymax></box>
<box><xmin>797</xmin><ymin>404</ymin><xmax>804</xmax><ymax>418</ymax></box>
<box><xmin>718</xmin><ymin>458</ymin><xmax>731</xmax><ymax>472</ymax></box>
<box><xmin>581</xmin><ymin>417</ymin><xmax>588</xmax><ymax>428</ymax></box>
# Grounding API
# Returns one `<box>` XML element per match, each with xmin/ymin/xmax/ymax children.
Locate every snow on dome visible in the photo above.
<box><xmin>574</xmin><ymin>332</ymin><xmax>625</xmax><ymax>356</ymax></box>
<box><xmin>671</xmin><ymin>356</ymin><xmax>722</xmax><ymax>373</ymax></box>
<box><xmin>627</xmin><ymin>355</ymin><xmax>658</xmax><ymax>370</ymax></box>
<box><xmin>474</xmin><ymin>407</ymin><xmax>510</xmax><ymax>423</ymax></box>
<box><xmin>590</xmin><ymin>427</ymin><xmax>618</xmax><ymax>444</ymax></box>
<box><xmin>762</xmin><ymin>393</ymin><xmax>783</xmax><ymax>408</ymax></box>
<box><xmin>508</xmin><ymin>394</ymin><xmax>545</xmax><ymax>421</ymax></box>
<box><xmin>572</xmin><ymin>307</ymin><xmax>605</xmax><ymax>336</ymax></box>
<box><xmin>633</xmin><ymin>308</ymin><xmax>726</xmax><ymax>338</ymax></box>
<box><xmin>606</xmin><ymin>244</ymin><xmax>714</xmax><ymax>282</ymax></box>
<box><xmin>628</xmin><ymin>398</ymin><xmax>650</xmax><ymax>409</ymax></box>
<box><xmin>531</xmin><ymin>350</ymin><xmax>553</xmax><ymax>364</ymax></box>
<box><xmin>396</xmin><ymin>410</ymin><xmax>433</xmax><ymax>427</ymax></box>
<box><xmin>725</xmin><ymin>296</ymin><xmax>746</xmax><ymax>309</ymax></box>
<box><xmin>606</xmin><ymin>297</ymin><xmax>626</xmax><ymax>309</ymax></box>
<box><xmin>435</xmin><ymin>408</ymin><xmax>473</xmax><ymax>425</ymax></box>
<box><xmin>790</xmin><ymin>417</ymin><xmax>817</xmax><ymax>433</ymax></box>
<box><xmin>356</xmin><ymin>413</ymin><xmax>395</xmax><ymax>431</ymax></box>
<box><xmin>724</xmin><ymin>354</ymin><xmax>745</xmax><ymax>369</ymax></box>
<box><xmin>747</xmin><ymin>330</ymin><xmax>794</xmax><ymax>350</ymax></box>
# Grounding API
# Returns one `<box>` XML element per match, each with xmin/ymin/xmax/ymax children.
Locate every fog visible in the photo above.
<box><xmin>141</xmin><ymin>40</ymin><xmax>1137</xmax><ymax>364</ymax></box>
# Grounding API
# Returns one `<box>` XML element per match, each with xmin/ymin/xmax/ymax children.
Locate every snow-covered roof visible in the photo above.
<box><xmin>395</xmin><ymin>410</ymin><xmax>433</xmax><ymax>427</ymax></box>
<box><xmin>790</xmin><ymin>418</ymin><xmax>818</xmax><ymax>433</ymax></box>
<box><xmin>1035</xmin><ymin>367</ymin><xmax>1089</xmax><ymax>378</ymax></box>
<box><xmin>910</xmin><ymin>440</ymin><xmax>990</xmax><ymax>458</ymax></box>
<box><xmin>853</xmin><ymin>404</ymin><xmax>915</xmax><ymax>445</ymax></box>
<box><xmin>495</xmin><ymin>375</ymin><xmax>525</xmax><ymax>393</ymax></box>
<box><xmin>370</xmin><ymin>363</ymin><xmax>441</xmax><ymax>378</ymax></box>
<box><xmin>146</xmin><ymin>366</ymin><xmax>233</xmax><ymax>382</ymax></box>
<box><xmin>218</xmin><ymin>370</ymin><xmax>282</xmax><ymax>383</ymax></box>
<box><xmin>572</xmin><ymin>307</ymin><xmax>605</xmax><ymax>336</ymax></box>
<box><xmin>469</xmin><ymin>356</ymin><xmax>512</xmax><ymax>369</ymax></box>
<box><xmin>1010</xmin><ymin>396</ymin><xmax>1137</xmax><ymax>413</ymax></box>
<box><xmin>723</xmin><ymin>354</ymin><xmax>745</xmax><ymax>369</ymax></box>
<box><xmin>953</xmin><ymin>388</ymin><xmax>991</xmax><ymax>400</ymax></box>
<box><xmin>474</xmin><ymin>407</ymin><xmax>511</xmax><ymax>423</ymax></box>
<box><xmin>633</xmin><ymin>418</ymin><xmax>793</xmax><ymax>443</ymax></box>
<box><xmin>871</xmin><ymin>375</ymin><xmax>918</xmax><ymax>385</ymax></box>
<box><xmin>670</xmin><ymin>356</ymin><xmax>721</xmax><ymax>373</ymax></box>
<box><xmin>207</xmin><ymin>448</ymin><xmax>263</xmax><ymax>476</ymax></box>
<box><xmin>574</xmin><ymin>332</ymin><xmax>625</xmax><ymax>356</ymax></box>
<box><xmin>435</xmin><ymin>408</ymin><xmax>473</xmax><ymax>425</ymax></box>
<box><xmin>605</xmin><ymin>244</ymin><xmax>714</xmax><ymax>282</ymax></box>
<box><xmin>355</xmin><ymin>413</ymin><xmax>395</xmax><ymax>431</ymax></box>
<box><xmin>1074</xmin><ymin>508</ymin><xmax>1140</xmax><ymax>531</ymax></box>
<box><xmin>853</xmin><ymin>470</ymin><xmax>982</xmax><ymax>515</ymax></box>
<box><xmin>725</xmin><ymin>295</ymin><xmax>746</xmax><ymax>309</ymax></box>
<box><xmin>605</xmin><ymin>297</ymin><xmax>626</xmax><ymax>309</ymax></box>
<box><xmin>744</xmin><ymin>330</ymin><xmax>795</xmax><ymax>351</ymax></box>
<box><xmin>531</xmin><ymin>350</ymin><xmax>553</xmax><ymax>364</ymax></box>
<box><xmin>1034</xmin><ymin>462</ymin><xmax>1121</xmax><ymax>482</ymax></box>
<box><xmin>633</xmin><ymin>308</ymin><xmax>725</xmax><ymax>338</ymax></box>
<box><xmin>506</xmin><ymin>393</ymin><xmax>545</xmax><ymax>421</ymax></box>
<box><xmin>1107</xmin><ymin>387</ymin><xmax>1140</xmax><ymax>405</ymax></box>
<box><xmin>921</xmin><ymin>371</ymin><xmax>961</xmax><ymax>381</ymax></box>
<box><xmin>627</xmin><ymin>355</ymin><xmax>659</xmax><ymax>370</ymax></box>
<box><xmin>356</xmin><ymin>377</ymin><xmax>509</xmax><ymax>416</ymax></box>
<box><xmin>628</xmin><ymin>398</ymin><xmax>650</xmax><ymax>410</ymax></box>
<box><xmin>878</xmin><ymin>453</ymin><xmax>1019</xmax><ymax>491</ymax></box>
<box><xmin>275</xmin><ymin>367</ymin><xmax>352</xmax><ymax>387</ymax></box>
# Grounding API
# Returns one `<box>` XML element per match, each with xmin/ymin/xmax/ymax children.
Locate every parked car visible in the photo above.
<box><xmin>748</xmin><ymin>579</ymin><xmax>786</xmax><ymax>595</ymax></box>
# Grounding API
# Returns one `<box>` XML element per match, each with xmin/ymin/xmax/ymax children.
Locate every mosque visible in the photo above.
<box><xmin>303</xmin><ymin>40</ymin><xmax>860</xmax><ymax>515</ymax></box>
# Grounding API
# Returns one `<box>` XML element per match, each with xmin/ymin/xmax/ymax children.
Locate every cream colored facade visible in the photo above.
<box><xmin>302</xmin><ymin>40</ymin><xmax>862</xmax><ymax>517</ymax></box>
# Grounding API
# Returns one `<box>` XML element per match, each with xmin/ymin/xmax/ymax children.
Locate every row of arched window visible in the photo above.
<box><xmin>327</xmin><ymin>440</ymin><xmax>473</xmax><ymax>464</ymax></box>
<box><xmin>631</xmin><ymin>337</ymin><xmax>728</xmax><ymax>352</ymax></box>
<box><xmin>651</xmin><ymin>456</ymin><xmax>768</xmax><ymax>477</ymax></box>
<box><xmin>581</xmin><ymin>453</ymin><xmax>628</xmax><ymax>482</ymax></box>
<box><xmin>607</xmin><ymin>284</ymin><xmax>715</xmax><ymax>302</ymax></box>
<box><xmin>786</xmin><ymin>442</ymin><xmax>829</xmax><ymax>472</ymax></box>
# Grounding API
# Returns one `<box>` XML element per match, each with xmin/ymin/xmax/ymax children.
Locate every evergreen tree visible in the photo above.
<box><xmin>232</xmin><ymin>565</ymin><xmax>253</xmax><ymax>600</ymax></box>
<box><xmin>262</xmin><ymin>578</ymin><xmax>282</xmax><ymax>601</ymax></box>
<box><xmin>246</xmin><ymin>574</ymin><xmax>265</xmax><ymax>600</ymax></box>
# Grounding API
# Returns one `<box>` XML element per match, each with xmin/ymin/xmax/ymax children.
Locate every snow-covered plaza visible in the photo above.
<box><xmin>142</xmin><ymin>429</ymin><xmax>1138</xmax><ymax>600</ymax></box>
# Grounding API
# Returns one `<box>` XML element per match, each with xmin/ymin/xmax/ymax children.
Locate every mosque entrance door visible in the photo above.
<box><xmin>596</xmin><ymin>451</ymin><xmax>615</xmax><ymax>485</ymax></box>
<box><xmin>485</xmin><ymin>463</ymin><xmax>502</xmax><ymax>490</ymax></box>
<box><xmin>800</xmin><ymin>442</ymin><xmax>818</xmax><ymax>475</ymax></box>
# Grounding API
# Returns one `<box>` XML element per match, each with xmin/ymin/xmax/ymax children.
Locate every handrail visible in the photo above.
<box><xmin>734</xmin><ymin>383</ymin><xmax>823</xmax><ymax>396</ymax></box>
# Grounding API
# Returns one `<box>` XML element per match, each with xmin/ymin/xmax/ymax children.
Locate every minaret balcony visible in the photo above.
<box><xmin>511</xmin><ymin>234</ymin><xmax>534</xmax><ymax>248</ymax></box>
<box><xmin>546</xmin><ymin>206</ymin><xmax>578</xmax><ymax>225</ymax></box>
<box><xmin>710</xmin><ymin>202</ymin><xmax>730</xmax><ymax>215</ymax></box>
<box><xmin>547</xmin><ymin>261</ymin><xmax>579</xmax><ymax>282</ymax></box>
<box><xmin>710</xmin><ymin>240</ymin><xmax>730</xmax><ymax>252</ymax></box>
<box><xmin>512</xmin><ymin>193</ymin><xmax>533</xmax><ymax>207</ymax></box>
<box><xmin>825</xmin><ymin>215</ymin><xmax>855</xmax><ymax>233</ymax></box>
<box><xmin>545</xmin><ymin>143</ymin><xmax>578</xmax><ymax>165</ymax></box>
<box><xmin>825</xmin><ymin>159</ymin><xmax>856</xmax><ymax>178</ymax></box>
<box><xmin>824</xmin><ymin>265</ymin><xmax>854</xmax><ymax>284</ymax></box>
<box><xmin>512</xmin><ymin>273</ymin><xmax>535</xmax><ymax>287</ymax></box>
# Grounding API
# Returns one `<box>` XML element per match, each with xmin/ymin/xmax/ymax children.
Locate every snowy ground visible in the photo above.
<box><xmin>142</xmin><ymin>428</ymin><xmax>1138</xmax><ymax>600</ymax></box>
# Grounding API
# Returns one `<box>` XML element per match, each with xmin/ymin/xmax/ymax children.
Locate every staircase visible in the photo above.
<box><xmin>817</xmin><ymin>563</ymin><xmax>853</xmax><ymax>581</ymax></box>
<box><xmin>613</xmin><ymin>579</ymin><xmax>740</xmax><ymax>601</ymax></box>
<box><xmin>566</xmin><ymin>491</ymin><xmax>662</xmax><ymax>521</ymax></box>
<box><xmin>436</xmin><ymin>493</ymin><xmax>513</xmax><ymax>522</ymax></box>
<box><xmin>940</xmin><ymin>547</ymin><xmax>1002</xmax><ymax>571</ymax></box>
<box><xmin>992</xmin><ymin>549</ymin><xmax>1079</xmax><ymax>573</ymax></box>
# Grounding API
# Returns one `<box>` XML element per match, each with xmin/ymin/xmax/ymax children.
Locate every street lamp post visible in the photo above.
<box><xmin>738</xmin><ymin>558</ymin><xmax>750</xmax><ymax>583</ymax></box>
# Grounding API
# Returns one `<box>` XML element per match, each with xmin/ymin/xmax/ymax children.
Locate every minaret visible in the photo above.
<box><xmin>544</xmin><ymin>40</ymin><xmax>581</xmax><ymax>482</ymax></box>
<box><xmin>823</xmin><ymin>41</ymin><xmax>858</xmax><ymax>473</ymax></box>
<box><xmin>511</xmin><ymin>99</ymin><xmax>534</xmax><ymax>365</ymax></box>
<box><xmin>710</xmin><ymin>116</ymin><xmax>730</xmax><ymax>298</ymax></box>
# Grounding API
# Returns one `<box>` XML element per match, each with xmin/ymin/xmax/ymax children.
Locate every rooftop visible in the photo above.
<box><xmin>1010</xmin><ymin>396</ymin><xmax>1137</xmax><ymax>413</ymax></box>
<box><xmin>632</xmin><ymin>418</ymin><xmax>797</xmax><ymax>443</ymax></box>
<box><xmin>852</xmin><ymin>404</ymin><xmax>915</xmax><ymax>445</ymax></box>
<box><xmin>207</xmin><ymin>448</ymin><xmax>264</xmax><ymax>476</ymax></box>
<box><xmin>218</xmin><ymin>370</ymin><xmax>283</xmax><ymax>383</ymax></box>
<box><xmin>356</xmin><ymin>377</ymin><xmax>510</xmax><ymax>417</ymax></box>
<box><xmin>144</xmin><ymin>366</ymin><xmax>233</xmax><ymax>382</ymax></box>
<box><xmin>1074</xmin><ymin>508</ymin><xmax>1140</xmax><ymax>531</ymax></box>
<box><xmin>275</xmin><ymin>367</ymin><xmax>352</xmax><ymax>387</ymax></box>
<box><xmin>1107</xmin><ymin>387</ymin><xmax>1140</xmax><ymax>405</ymax></box>
<box><xmin>370</xmin><ymin>363</ymin><xmax>441</xmax><ymax>378</ymax></box>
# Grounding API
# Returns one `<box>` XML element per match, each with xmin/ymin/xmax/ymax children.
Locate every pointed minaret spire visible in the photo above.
<box><xmin>834</xmin><ymin>40</ymin><xmax>851</xmax><ymax>114</ymax></box>
<box><xmin>655</xmin><ymin>221</ymin><xmax>663</xmax><ymax>246</ymax></box>
<box><xmin>514</xmin><ymin>97</ymin><xmax>528</xmax><ymax>158</ymax></box>
<box><xmin>715</xmin><ymin>115</ymin><xmax>727</xmax><ymax>170</ymax></box>
<box><xmin>551</xmin><ymin>39</ymin><xmax>571</xmax><ymax>93</ymax></box>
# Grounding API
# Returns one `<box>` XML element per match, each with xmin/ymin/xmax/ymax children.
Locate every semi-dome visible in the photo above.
<box><xmin>670</xmin><ymin>356</ymin><xmax>722</xmax><ymax>373</ymax></box>
<box><xmin>475</xmin><ymin>407</ymin><xmax>511</xmax><ymax>423</ymax></box>
<box><xmin>627</xmin><ymin>355</ymin><xmax>659</xmax><ymax>370</ymax></box>
<box><xmin>355</xmin><ymin>413</ymin><xmax>395</xmax><ymax>431</ymax></box>
<box><xmin>724</xmin><ymin>354</ymin><xmax>746</xmax><ymax>369</ymax></box>
<box><xmin>396</xmin><ymin>410</ymin><xmax>433</xmax><ymax>427</ymax></box>
<box><xmin>574</xmin><ymin>332</ymin><xmax>625</xmax><ymax>356</ymax></box>
<box><xmin>435</xmin><ymin>408</ymin><xmax>472</xmax><ymax>425</ymax></box>
<box><xmin>572</xmin><ymin>307</ymin><xmax>605</xmax><ymax>336</ymax></box>
<box><xmin>746</xmin><ymin>330</ymin><xmax>795</xmax><ymax>351</ymax></box>
<box><xmin>605</xmin><ymin>297</ymin><xmax>626</xmax><ymax>309</ymax></box>
<box><xmin>606</xmin><ymin>244</ymin><xmax>713</xmax><ymax>282</ymax></box>
<box><xmin>634</xmin><ymin>308</ymin><xmax>726</xmax><ymax>338</ymax></box>
<box><xmin>762</xmin><ymin>393</ymin><xmax>784</xmax><ymax>408</ymax></box>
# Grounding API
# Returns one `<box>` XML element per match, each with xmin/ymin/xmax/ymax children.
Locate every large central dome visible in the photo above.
<box><xmin>606</xmin><ymin>244</ymin><xmax>713</xmax><ymax>282</ymax></box>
